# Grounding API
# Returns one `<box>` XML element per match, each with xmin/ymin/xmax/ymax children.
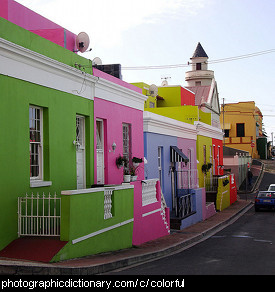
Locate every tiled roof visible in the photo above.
<box><xmin>186</xmin><ymin>85</ymin><xmax>211</xmax><ymax>106</ymax></box>
<box><xmin>192</xmin><ymin>42</ymin><xmax>208</xmax><ymax>58</ymax></box>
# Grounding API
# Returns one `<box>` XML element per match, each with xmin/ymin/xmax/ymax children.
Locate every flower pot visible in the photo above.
<box><xmin>123</xmin><ymin>175</ymin><xmax>131</xmax><ymax>183</ymax></box>
<box><xmin>131</xmin><ymin>175</ymin><xmax>137</xmax><ymax>182</ymax></box>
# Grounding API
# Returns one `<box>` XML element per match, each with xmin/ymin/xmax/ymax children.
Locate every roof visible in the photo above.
<box><xmin>192</xmin><ymin>42</ymin><xmax>208</xmax><ymax>58</ymax></box>
<box><xmin>223</xmin><ymin>146</ymin><xmax>249</xmax><ymax>157</ymax></box>
<box><xmin>186</xmin><ymin>85</ymin><xmax>211</xmax><ymax>106</ymax></box>
<box><xmin>170</xmin><ymin>146</ymin><xmax>189</xmax><ymax>163</ymax></box>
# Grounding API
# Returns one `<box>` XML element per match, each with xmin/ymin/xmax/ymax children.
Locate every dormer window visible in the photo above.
<box><xmin>196</xmin><ymin>63</ymin><xmax>202</xmax><ymax>70</ymax></box>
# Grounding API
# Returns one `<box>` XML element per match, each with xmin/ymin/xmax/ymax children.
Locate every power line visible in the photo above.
<box><xmin>122</xmin><ymin>49</ymin><xmax>275</xmax><ymax>70</ymax></box>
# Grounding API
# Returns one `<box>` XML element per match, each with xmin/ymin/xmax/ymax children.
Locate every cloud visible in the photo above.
<box><xmin>16</xmin><ymin>0</ymin><xmax>206</xmax><ymax>47</ymax></box>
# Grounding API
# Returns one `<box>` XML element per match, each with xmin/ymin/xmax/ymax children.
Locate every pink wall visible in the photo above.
<box><xmin>94</xmin><ymin>97</ymin><xmax>145</xmax><ymax>185</ymax></box>
<box><xmin>0</xmin><ymin>0</ymin><xmax>76</xmax><ymax>51</ymax></box>
<box><xmin>132</xmin><ymin>180</ymin><xmax>170</xmax><ymax>246</ymax></box>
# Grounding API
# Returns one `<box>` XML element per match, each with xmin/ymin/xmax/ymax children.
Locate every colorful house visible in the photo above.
<box><xmin>0</xmin><ymin>17</ymin><xmax>95</xmax><ymax>253</ymax></box>
<box><xmin>92</xmin><ymin>68</ymin><xmax>170</xmax><ymax>246</ymax></box>
<box><xmin>143</xmin><ymin>111</ymin><xmax>212</xmax><ymax>229</ymax></box>
<box><xmin>220</xmin><ymin>101</ymin><xmax>265</xmax><ymax>158</ymax></box>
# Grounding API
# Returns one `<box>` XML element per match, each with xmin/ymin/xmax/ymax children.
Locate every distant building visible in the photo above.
<box><xmin>185</xmin><ymin>42</ymin><xmax>221</xmax><ymax>128</ymax></box>
<box><xmin>220</xmin><ymin>101</ymin><xmax>266</xmax><ymax>159</ymax></box>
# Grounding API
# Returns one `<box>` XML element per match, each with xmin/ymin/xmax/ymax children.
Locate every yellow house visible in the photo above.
<box><xmin>220</xmin><ymin>101</ymin><xmax>263</xmax><ymax>158</ymax></box>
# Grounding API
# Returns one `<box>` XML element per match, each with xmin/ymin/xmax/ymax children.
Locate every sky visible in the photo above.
<box><xmin>16</xmin><ymin>0</ymin><xmax>275</xmax><ymax>142</ymax></box>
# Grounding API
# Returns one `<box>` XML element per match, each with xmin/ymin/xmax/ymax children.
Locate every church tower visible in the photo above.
<box><xmin>185</xmin><ymin>42</ymin><xmax>214</xmax><ymax>87</ymax></box>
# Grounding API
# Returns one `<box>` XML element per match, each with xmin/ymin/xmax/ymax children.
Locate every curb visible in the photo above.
<box><xmin>0</xmin><ymin>201</ymin><xmax>253</xmax><ymax>275</ymax></box>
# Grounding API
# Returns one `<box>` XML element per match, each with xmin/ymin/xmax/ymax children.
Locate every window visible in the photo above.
<box><xmin>196</xmin><ymin>63</ymin><xmax>202</xmax><ymax>70</ymax></box>
<box><xmin>149</xmin><ymin>102</ymin><xmax>155</xmax><ymax>108</ymax></box>
<box><xmin>29</xmin><ymin>106</ymin><xmax>43</xmax><ymax>179</ymax></box>
<box><xmin>195</xmin><ymin>81</ymin><xmax>201</xmax><ymax>86</ymax></box>
<box><xmin>123</xmin><ymin>123</ymin><xmax>132</xmax><ymax>169</ymax></box>
<box><xmin>224</xmin><ymin>129</ymin><xmax>230</xmax><ymax>137</ymax></box>
<box><xmin>158</xmin><ymin>147</ymin><xmax>163</xmax><ymax>189</ymax></box>
<box><xmin>236</xmin><ymin>123</ymin><xmax>245</xmax><ymax>137</ymax></box>
<box><xmin>203</xmin><ymin>145</ymin><xmax>206</xmax><ymax>164</ymax></box>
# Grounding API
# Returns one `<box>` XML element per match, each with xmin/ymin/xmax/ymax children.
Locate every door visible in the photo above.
<box><xmin>76</xmin><ymin>116</ymin><xmax>86</xmax><ymax>189</ymax></box>
<box><xmin>96</xmin><ymin>119</ymin><xmax>104</xmax><ymax>184</ymax></box>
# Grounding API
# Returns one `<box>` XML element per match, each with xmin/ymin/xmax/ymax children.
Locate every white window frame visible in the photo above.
<box><xmin>122</xmin><ymin>123</ymin><xmax>131</xmax><ymax>169</ymax></box>
<box><xmin>29</xmin><ymin>106</ymin><xmax>43</xmax><ymax>181</ymax></box>
<box><xmin>29</xmin><ymin>105</ymin><xmax>52</xmax><ymax>188</ymax></box>
<box><xmin>158</xmin><ymin>146</ymin><xmax>163</xmax><ymax>189</ymax></box>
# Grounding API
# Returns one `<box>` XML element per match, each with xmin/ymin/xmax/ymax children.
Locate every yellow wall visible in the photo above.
<box><xmin>157</xmin><ymin>87</ymin><xmax>181</xmax><ymax>107</ymax></box>
<box><xmin>197</xmin><ymin>135</ymin><xmax>213</xmax><ymax>188</ymax></box>
<box><xmin>220</xmin><ymin>101</ymin><xmax>259</xmax><ymax>158</ymax></box>
<box><xmin>131</xmin><ymin>82</ymin><xmax>157</xmax><ymax>109</ymax></box>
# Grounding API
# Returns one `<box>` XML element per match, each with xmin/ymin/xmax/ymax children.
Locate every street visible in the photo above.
<box><xmin>110</xmin><ymin>160</ymin><xmax>275</xmax><ymax>275</ymax></box>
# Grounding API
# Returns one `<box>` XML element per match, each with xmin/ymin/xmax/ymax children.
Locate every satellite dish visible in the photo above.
<box><xmin>92</xmin><ymin>57</ymin><xmax>103</xmax><ymax>66</ymax></box>
<box><xmin>76</xmin><ymin>32</ymin><xmax>90</xmax><ymax>53</ymax></box>
<box><xmin>161</xmin><ymin>80</ymin><xmax>168</xmax><ymax>86</ymax></box>
<box><xmin>149</xmin><ymin>84</ymin><xmax>158</xmax><ymax>97</ymax></box>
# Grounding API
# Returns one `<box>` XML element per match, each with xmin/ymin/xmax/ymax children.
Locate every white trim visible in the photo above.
<box><xmin>95</xmin><ymin>77</ymin><xmax>147</xmax><ymax>111</ymax></box>
<box><xmin>143</xmin><ymin>111</ymin><xmax>197</xmax><ymax>140</ymax></box>
<box><xmin>61</xmin><ymin>185</ymin><xmax>134</xmax><ymax>196</ymax></box>
<box><xmin>194</xmin><ymin>121</ymin><xmax>223</xmax><ymax>140</ymax></box>
<box><xmin>30</xmin><ymin>180</ymin><xmax>52</xmax><ymax>188</ymax></box>
<box><xmin>142</xmin><ymin>208</ymin><xmax>162</xmax><ymax>218</ymax></box>
<box><xmin>0</xmin><ymin>37</ymin><xmax>97</xmax><ymax>100</ymax></box>
<box><xmin>72</xmin><ymin>218</ymin><xmax>134</xmax><ymax>244</ymax></box>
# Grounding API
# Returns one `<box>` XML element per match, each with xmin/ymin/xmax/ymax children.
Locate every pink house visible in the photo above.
<box><xmin>93</xmin><ymin>68</ymin><xmax>170</xmax><ymax>245</ymax></box>
<box><xmin>0</xmin><ymin>0</ymin><xmax>77</xmax><ymax>51</ymax></box>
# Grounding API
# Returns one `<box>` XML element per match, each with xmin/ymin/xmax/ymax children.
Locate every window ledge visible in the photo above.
<box><xmin>30</xmin><ymin>180</ymin><xmax>52</xmax><ymax>188</ymax></box>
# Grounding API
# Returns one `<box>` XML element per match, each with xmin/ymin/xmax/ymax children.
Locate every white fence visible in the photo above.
<box><xmin>18</xmin><ymin>193</ymin><xmax>61</xmax><ymax>237</ymax></box>
<box><xmin>142</xmin><ymin>179</ymin><xmax>158</xmax><ymax>206</ymax></box>
<box><xmin>176</xmin><ymin>169</ymin><xmax>198</xmax><ymax>190</ymax></box>
<box><xmin>104</xmin><ymin>188</ymin><xmax>114</xmax><ymax>219</ymax></box>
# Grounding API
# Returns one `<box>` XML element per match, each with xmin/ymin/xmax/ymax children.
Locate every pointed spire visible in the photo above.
<box><xmin>192</xmin><ymin>42</ymin><xmax>208</xmax><ymax>58</ymax></box>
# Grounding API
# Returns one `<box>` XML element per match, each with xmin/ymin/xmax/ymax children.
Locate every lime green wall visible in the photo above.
<box><xmin>131</xmin><ymin>82</ymin><xmax>157</xmax><ymax>109</ymax></box>
<box><xmin>0</xmin><ymin>75</ymin><xmax>94</xmax><ymax>250</ymax></box>
<box><xmin>0</xmin><ymin>17</ymin><xmax>95</xmax><ymax>251</ymax></box>
<box><xmin>53</xmin><ymin>188</ymin><xmax>134</xmax><ymax>261</ymax></box>
<box><xmin>196</xmin><ymin>135</ymin><xmax>213</xmax><ymax>188</ymax></box>
<box><xmin>157</xmin><ymin>87</ymin><xmax>181</xmax><ymax>107</ymax></box>
<box><xmin>216</xmin><ymin>176</ymin><xmax>230</xmax><ymax>211</ymax></box>
<box><xmin>145</xmin><ymin>106</ymin><xmax>200</xmax><ymax>125</ymax></box>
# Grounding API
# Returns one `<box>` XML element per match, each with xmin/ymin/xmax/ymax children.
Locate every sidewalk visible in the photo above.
<box><xmin>0</xmin><ymin>199</ymin><xmax>253</xmax><ymax>275</ymax></box>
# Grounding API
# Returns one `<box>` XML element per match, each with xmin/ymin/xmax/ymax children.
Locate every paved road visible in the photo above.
<box><xmin>110</xmin><ymin>161</ymin><xmax>275</xmax><ymax>275</ymax></box>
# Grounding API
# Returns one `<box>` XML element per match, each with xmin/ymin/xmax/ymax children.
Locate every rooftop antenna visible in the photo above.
<box><xmin>75</xmin><ymin>32</ymin><xmax>92</xmax><ymax>53</ymax></box>
<box><xmin>92</xmin><ymin>57</ymin><xmax>103</xmax><ymax>66</ymax></box>
<box><xmin>161</xmin><ymin>76</ymin><xmax>171</xmax><ymax>86</ymax></box>
<box><xmin>149</xmin><ymin>84</ymin><xmax>158</xmax><ymax>97</ymax></box>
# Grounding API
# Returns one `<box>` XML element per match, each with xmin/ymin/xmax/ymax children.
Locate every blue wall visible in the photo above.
<box><xmin>180</xmin><ymin>188</ymin><xmax>203</xmax><ymax>229</ymax></box>
<box><xmin>144</xmin><ymin>132</ymin><xmax>177</xmax><ymax>210</ymax></box>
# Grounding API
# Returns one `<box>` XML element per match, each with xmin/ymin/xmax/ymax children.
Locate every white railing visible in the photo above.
<box><xmin>176</xmin><ymin>169</ymin><xmax>198</xmax><ymax>190</ymax></box>
<box><xmin>204</xmin><ymin>176</ymin><xmax>219</xmax><ymax>192</ymax></box>
<box><xmin>18</xmin><ymin>193</ymin><xmax>61</xmax><ymax>237</ymax></box>
<box><xmin>142</xmin><ymin>179</ymin><xmax>158</xmax><ymax>206</ymax></box>
<box><xmin>177</xmin><ymin>193</ymin><xmax>194</xmax><ymax>218</ymax></box>
<box><xmin>104</xmin><ymin>188</ymin><xmax>114</xmax><ymax>219</ymax></box>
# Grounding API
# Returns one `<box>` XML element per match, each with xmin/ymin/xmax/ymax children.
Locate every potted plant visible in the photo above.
<box><xmin>116</xmin><ymin>155</ymin><xmax>127</xmax><ymax>169</ymax></box>
<box><xmin>202</xmin><ymin>162</ymin><xmax>212</xmax><ymax>174</ymax></box>
<box><xmin>132</xmin><ymin>157</ymin><xmax>143</xmax><ymax>168</ymax></box>
<box><xmin>123</xmin><ymin>169</ymin><xmax>131</xmax><ymax>183</ymax></box>
<box><xmin>130</xmin><ymin>167</ymin><xmax>137</xmax><ymax>182</ymax></box>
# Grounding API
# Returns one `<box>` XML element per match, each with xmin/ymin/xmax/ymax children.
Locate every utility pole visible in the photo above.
<box><xmin>223</xmin><ymin>98</ymin><xmax>225</xmax><ymax>146</ymax></box>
